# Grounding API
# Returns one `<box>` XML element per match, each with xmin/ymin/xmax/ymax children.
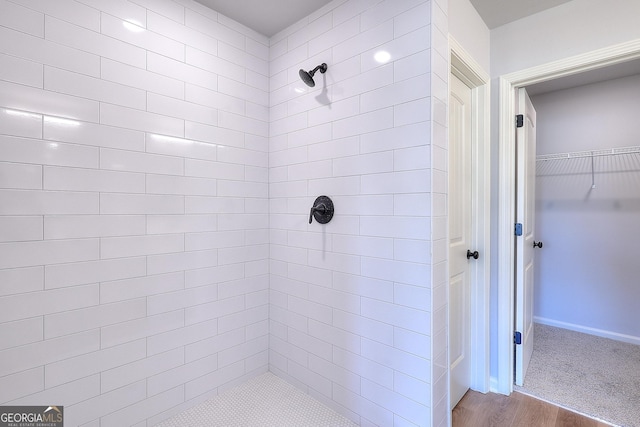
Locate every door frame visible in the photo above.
<box><xmin>448</xmin><ymin>36</ymin><xmax>491</xmax><ymax>403</ymax></box>
<box><xmin>495</xmin><ymin>39</ymin><xmax>640</xmax><ymax>395</ymax></box>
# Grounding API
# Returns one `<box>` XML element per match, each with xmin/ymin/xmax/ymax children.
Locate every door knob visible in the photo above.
<box><xmin>466</xmin><ymin>250</ymin><xmax>479</xmax><ymax>260</ymax></box>
<box><xmin>533</xmin><ymin>241</ymin><xmax>543</xmax><ymax>248</ymax></box>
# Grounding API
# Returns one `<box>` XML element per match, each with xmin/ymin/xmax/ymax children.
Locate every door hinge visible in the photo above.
<box><xmin>516</xmin><ymin>114</ymin><xmax>524</xmax><ymax>128</ymax></box>
<box><xmin>514</xmin><ymin>331</ymin><xmax>522</xmax><ymax>345</ymax></box>
<box><xmin>514</xmin><ymin>223</ymin><xmax>523</xmax><ymax>236</ymax></box>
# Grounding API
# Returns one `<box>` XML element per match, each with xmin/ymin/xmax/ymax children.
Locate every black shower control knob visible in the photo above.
<box><xmin>309</xmin><ymin>196</ymin><xmax>334</xmax><ymax>224</ymax></box>
<box><xmin>533</xmin><ymin>241</ymin><xmax>543</xmax><ymax>248</ymax></box>
<box><xmin>466</xmin><ymin>250</ymin><xmax>479</xmax><ymax>260</ymax></box>
<box><xmin>308</xmin><ymin>204</ymin><xmax>326</xmax><ymax>223</ymax></box>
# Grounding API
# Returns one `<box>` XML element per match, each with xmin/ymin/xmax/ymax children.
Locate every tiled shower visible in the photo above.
<box><xmin>0</xmin><ymin>0</ymin><xmax>447</xmax><ymax>425</ymax></box>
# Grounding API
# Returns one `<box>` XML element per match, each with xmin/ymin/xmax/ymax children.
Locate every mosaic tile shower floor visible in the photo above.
<box><xmin>154</xmin><ymin>372</ymin><xmax>358</xmax><ymax>427</ymax></box>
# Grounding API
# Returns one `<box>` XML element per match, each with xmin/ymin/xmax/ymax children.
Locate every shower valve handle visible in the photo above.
<box><xmin>308</xmin><ymin>196</ymin><xmax>334</xmax><ymax>225</ymax></box>
<box><xmin>309</xmin><ymin>204</ymin><xmax>327</xmax><ymax>224</ymax></box>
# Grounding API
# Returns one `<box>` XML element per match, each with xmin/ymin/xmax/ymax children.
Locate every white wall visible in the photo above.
<box><xmin>268</xmin><ymin>0</ymin><xmax>435</xmax><ymax>425</ymax></box>
<box><xmin>532</xmin><ymin>74</ymin><xmax>640</xmax><ymax>341</ymax></box>
<box><xmin>491</xmin><ymin>0</ymin><xmax>640</xmax><ymax>76</ymax></box>
<box><xmin>489</xmin><ymin>0</ymin><xmax>640</xmax><ymax>382</ymax></box>
<box><xmin>533</xmin><ymin>75</ymin><xmax>640</xmax><ymax>155</ymax></box>
<box><xmin>0</xmin><ymin>0</ymin><xmax>270</xmax><ymax>424</ymax></box>
<box><xmin>448</xmin><ymin>0</ymin><xmax>490</xmax><ymax>72</ymax></box>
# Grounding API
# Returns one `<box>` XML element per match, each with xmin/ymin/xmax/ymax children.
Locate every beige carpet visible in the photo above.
<box><xmin>516</xmin><ymin>324</ymin><xmax>640</xmax><ymax>427</ymax></box>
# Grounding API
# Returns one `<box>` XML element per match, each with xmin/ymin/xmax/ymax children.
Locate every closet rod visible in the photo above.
<box><xmin>536</xmin><ymin>145</ymin><xmax>640</xmax><ymax>161</ymax></box>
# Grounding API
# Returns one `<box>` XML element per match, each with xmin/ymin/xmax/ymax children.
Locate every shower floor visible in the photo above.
<box><xmin>155</xmin><ymin>372</ymin><xmax>358</xmax><ymax>427</ymax></box>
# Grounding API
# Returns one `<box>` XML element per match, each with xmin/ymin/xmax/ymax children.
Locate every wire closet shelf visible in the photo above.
<box><xmin>535</xmin><ymin>145</ymin><xmax>640</xmax><ymax>189</ymax></box>
<box><xmin>536</xmin><ymin>145</ymin><xmax>640</xmax><ymax>161</ymax></box>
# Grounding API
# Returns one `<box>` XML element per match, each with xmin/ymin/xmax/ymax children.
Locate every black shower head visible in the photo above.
<box><xmin>299</xmin><ymin>69</ymin><xmax>315</xmax><ymax>87</ymax></box>
<box><xmin>299</xmin><ymin>63</ymin><xmax>327</xmax><ymax>87</ymax></box>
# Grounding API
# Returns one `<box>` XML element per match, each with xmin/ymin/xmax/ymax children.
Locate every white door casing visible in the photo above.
<box><xmin>449</xmin><ymin>73</ymin><xmax>473</xmax><ymax>407</ymax></box>
<box><xmin>447</xmin><ymin>38</ymin><xmax>492</xmax><ymax>412</ymax></box>
<box><xmin>514</xmin><ymin>88</ymin><xmax>536</xmax><ymax>386</ymax></box>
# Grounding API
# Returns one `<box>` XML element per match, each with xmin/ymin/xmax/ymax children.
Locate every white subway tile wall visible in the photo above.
<box><xmin>268</xmin><ymin>0</ymin><xmax>434</xmax><ymax>426</ymax></box>
<box><xmin>430</xmin><ymin>1</ymin><xmax>450</xmax><ymax>426</ymax></box>
<box><xmin>0</xmin><ymin>0</ymin><xmax>269</xmax><ymax>426</ymax></box>
<box><xmin>0</xmin><ymin>0</ymin><xmax>444</xmax><ymax>425</ymax></box>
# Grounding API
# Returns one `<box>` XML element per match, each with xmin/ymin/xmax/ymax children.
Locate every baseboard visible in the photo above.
<box><xmin>534</xmin><ymin>316</ymin><xmax>640</xmax><ymax>346</ymax></box>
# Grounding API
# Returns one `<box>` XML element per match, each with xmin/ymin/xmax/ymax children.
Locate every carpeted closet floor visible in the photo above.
<box><xmin>516</xmin><ymin>323</ymin><xmax>640</xmax><ymax>427</ymax></box>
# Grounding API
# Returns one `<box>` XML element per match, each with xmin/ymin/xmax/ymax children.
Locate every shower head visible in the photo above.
<box><xmin>299</xmin><ymin>63</ymin><xmax>327</xmax><ymax>87</ymax></box>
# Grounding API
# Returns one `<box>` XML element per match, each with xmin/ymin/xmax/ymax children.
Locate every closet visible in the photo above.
<box><xmin>530</xmin><ymin>72</ymin><xmax>640</xmax><ymax>342</ymax></box>
<box><xmin>513</xmin><ymin>69</ymin><xmax>640</xmax><ymax>426</ymax></box>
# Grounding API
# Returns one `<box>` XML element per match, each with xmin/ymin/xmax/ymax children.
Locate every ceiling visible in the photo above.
<box><xmin>193</xmin><ymin>0</ymin><xmax>572</xmax><ymax>37</ymax></box>
<box><xmin>193</xmin><ymin>0</ymin><xmax>332</xmax><ymax>37</ymax></box>
<box><xmin>526</xmin><ymin>59</ymin><xmax>640</xmax><ymax>96</ymax></box>
<box><xmin>467</xmin><ymin>0</ymin><xmax>573</xmax><ymax>29</ymax></box>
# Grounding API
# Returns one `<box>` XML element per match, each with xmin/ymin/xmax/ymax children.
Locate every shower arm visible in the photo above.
<box><xmin>309</xmin><ymin>64</ymin><xmax>325</xmax><ymax>75</ymax></box>
<box><xmin>299</xmin><ymin>63</ymin><xmax>328</xmax><ymax>87</ymax></box>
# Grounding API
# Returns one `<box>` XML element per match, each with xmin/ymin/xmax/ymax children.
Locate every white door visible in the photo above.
<box><xmin>515</xmin><ymin>87</ymin><xmax>537</xmax><ymax>386</ymax></box>
<box><xmin>449</xmin><ymin>73</ymin><xmax>474</xmax><ymax>407</ymax></box>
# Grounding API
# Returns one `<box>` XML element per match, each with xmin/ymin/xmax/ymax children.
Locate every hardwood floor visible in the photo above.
<box><xmin>452</xmin><ymin>390</ymin><xmax>612</xmax><ymax>427</ymax></box>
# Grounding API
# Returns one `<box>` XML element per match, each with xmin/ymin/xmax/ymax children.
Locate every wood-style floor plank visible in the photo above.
<box><xmin>453</xmin><ymin>390</ymin><xmax>612</xmax><ymax>427</ymax></box>
<box><xmin>555</xmin><ymin>408</ymin><xmax>598</xmax><ymax>427</ymax></box>
<box><xmin>511</xmin><ymin>394</ymin><xmax>558</xmax><ymax>427</ymax></box>
<box><xmin>484</xmin><ymin>392</ymin><xmax>520</xmax><ymax>427</ymax></box>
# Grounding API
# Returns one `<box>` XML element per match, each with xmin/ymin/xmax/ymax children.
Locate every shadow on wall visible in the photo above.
<box><xmin>315</xmin><ymin>81</ymin><xmax>331</xmax><ymax>106</ymax></box>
